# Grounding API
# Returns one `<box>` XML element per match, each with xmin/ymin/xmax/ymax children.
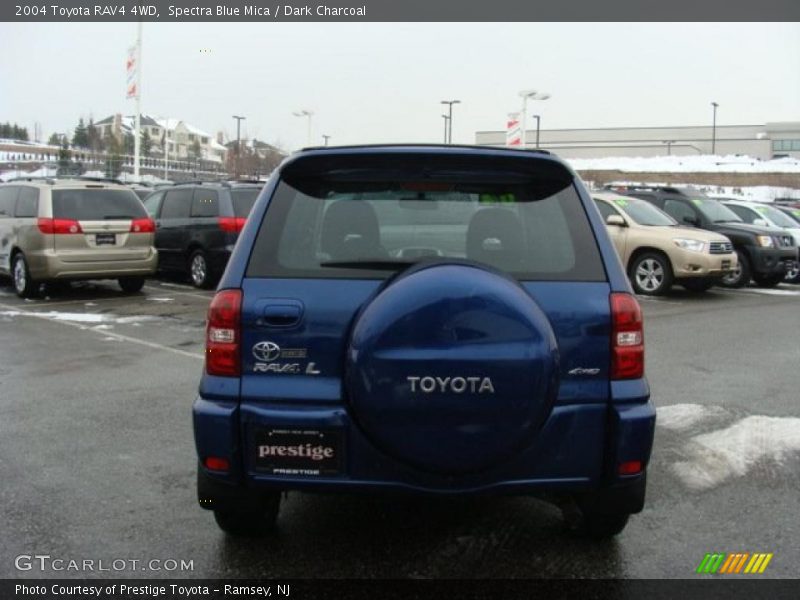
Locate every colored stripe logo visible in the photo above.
<box><xmin>696</xmin><ymin>553</ymin><xmax>773</xmax><ymax>574</ymax></box>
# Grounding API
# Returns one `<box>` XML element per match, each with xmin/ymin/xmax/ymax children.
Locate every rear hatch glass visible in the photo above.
<box><xmin>246</xmin><ymin>153</ymin><xmax>604</xmax><ymax>281</ymax></box>
<box><xmin>52</xmin><ymin>188</ymin><xmax>147</xmax><ymax>220</ymax></box>
<box><xmin>232</xmin><ymin>188</ymin><xmax>259</xmax><ymax>217</ymax></box>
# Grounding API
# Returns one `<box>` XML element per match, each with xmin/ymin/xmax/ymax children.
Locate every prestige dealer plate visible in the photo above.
<box><xmin>253</xmin><ymin>428</ymin><xmax>343</xmax><ymax>476</ymax></box>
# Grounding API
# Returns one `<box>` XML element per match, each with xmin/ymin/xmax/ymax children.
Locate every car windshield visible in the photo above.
<box><xmin>692</xmin><ymin>198</ymin><xmax>743</xmax><ymax>223</ymax></box>
<box><xmin>754</xmin><ymin>204</ymin><xmax>798</xmax><ymax>228</ymax></box>
<box><xmin>246</xmin><ymin>156</ymin><xmax>606</xmax><ymax>282</ymax></box>
<box><xmin>52</xmin><ymin>189</ymin><xmax>147</xmax><ymax>220</ymax></box>
<box><xmin>231</xmin><ymin>189</ymin><xmax>259</xmax><ymax>217</ymax></box>
<box><xmin>615</xmin><ymin>197</ymin><xmax>677</xmax><ymax>226</ymax></box>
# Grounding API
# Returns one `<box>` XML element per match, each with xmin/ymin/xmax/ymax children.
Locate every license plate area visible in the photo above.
<box><xmin>721</xmin><ymin>259</ymin><xmax>731</xmax><ymax>270</ymax></box>
<box><xmin>253</xmin><ymin>428</ymin><xmax>344</xmax><ymax>476</ymax></box>
<box><xmin>95</xmin><ymin>233</ymin><xmax>117</xmax><ymax>246</ymax></box>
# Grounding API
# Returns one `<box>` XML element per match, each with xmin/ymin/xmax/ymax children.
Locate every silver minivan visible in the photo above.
<box><xmin>0</xmin><ymin>178</ymin><xmax>158</xmax><ymax>298</ymax></box>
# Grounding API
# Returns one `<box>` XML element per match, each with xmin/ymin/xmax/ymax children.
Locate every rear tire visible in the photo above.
<box><xmin>118</xmin><ymin>277</ymin><xmax>145</xmax><ymax>293</ymax></box>
<box><xmin>720</xmin><ymin>250</ymin><xmax>750</xmax><ymax>288</ymax></box>
<box><xmin>629</xmin><ymin>252</ymin><xmax>673</xmax><ymax>296</ymax></box>
<box><xmin>12</xmin><ymin>254</ymin><xmax>38</xmax><ymax>299</ymax></box>
<box><xmin>569</xmin><ymin>512</ymin><xmax>630</xmax><ymax>540</ymax></box>
<box><xmin>213</xmin><ymin>493</ymin><xmax>282</xmax><ymax>537</ymax></box>
<box><xmin>188</xmin><ymin>250</ymin><xmax>213</xmax><ymax>289</ymax></box>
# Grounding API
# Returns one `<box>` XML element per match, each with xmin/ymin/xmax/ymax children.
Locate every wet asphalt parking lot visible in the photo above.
<box><xmin>0</xmin><ymin>277</ymin><xmax>798</xmax><ymax>579</ymax></box>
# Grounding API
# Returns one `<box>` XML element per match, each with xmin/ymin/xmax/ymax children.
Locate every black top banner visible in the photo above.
<box><xmin>3</xmin><ymin>0</ymin><xmax>800</xmax><ymax>22</ymax></box>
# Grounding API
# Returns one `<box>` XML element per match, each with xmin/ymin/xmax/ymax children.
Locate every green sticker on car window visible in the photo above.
<box><xmin>792</xmin><ymin>210</ymin><xmax>800</xmax><ymax>217</ymax></box>
<box><xmin>691</xmin><ymin>199</ymin><xmax>704</xmax><ymax>205</ymax></box>
<box><xmin>614</xmin><ymin>198</ymin><xmax>628</xmax><ymax>207</ymax></box>
<box><xmin>479</xmin><ymin>193</ymin><xmax>516</xmax><ymax>204</ymax></box>
<box><xmin>755</xmin><ymin>206</ymin><xmax>767</xmax><ymax>213</ymax></box>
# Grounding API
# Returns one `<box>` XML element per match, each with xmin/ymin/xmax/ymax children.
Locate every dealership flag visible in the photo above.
<box><xmin>506</xmin><ymin>112</ymin><xmax>521</xmax><ymax>147</ymax></box>
<box><xmin>126</xmin><ymin>45</ymin><xmax>138</xmax><ymax>99</ymax></box>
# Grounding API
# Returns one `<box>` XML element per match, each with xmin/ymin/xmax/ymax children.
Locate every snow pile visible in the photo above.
<box><xmin>568</xmin><ymin>154</ymin><xmax>800</xmax><ymax>174</ymax></box>
<box><xmin>657</xmin><ymin>403</ymin><xmax>729</xmax><ymax>432</ymax></box>
<box><xmin>672</xmin><ymin>416</ymin><xmax>800</xmax><ymax>490</ymax></box>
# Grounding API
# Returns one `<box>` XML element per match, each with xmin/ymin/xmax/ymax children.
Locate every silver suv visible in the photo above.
<box><xmin>0</xmin><ymin>178</ymin><xmax>158</xmax><ymax>298</ymax></box>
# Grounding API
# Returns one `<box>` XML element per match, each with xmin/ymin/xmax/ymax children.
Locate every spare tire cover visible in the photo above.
<box><xmin>345</xmin><ymin>261</ymin><xmax>559</xmax><ymax>475</ymax></box>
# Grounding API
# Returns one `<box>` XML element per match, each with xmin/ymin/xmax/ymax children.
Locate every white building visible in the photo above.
<box><xmin>475</xmin><ymin>122</ymin><xmax>800</xmax><ymax>160</ymax></box>
<box><xmin>95</xmin><ymin>114</ymin><xmax>228</xmax><ymax>164</ymax></box>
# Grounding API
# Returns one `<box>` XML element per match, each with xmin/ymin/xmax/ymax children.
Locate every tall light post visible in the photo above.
<box><xmin>663</xmin><ymin>140</ymin><xmax>676</xmax><ymax>155</ymax></box>
<box><xmin>532</xmin><ymin>114</ymin><xmax>541</xmax><ymax>148</ymax></box>
<box><xmin>322</xmin><ymin>134</ymin><xmax>331</xmax><ymax>147</ymax></box>
<box><xmin>441</xmin><ymin>114</ymin><xmax>449</xmax><ymax>143</ymax></box>
<box><xmin>440</xmin><ymin>100</ymin><xmax>460</xmax><ymax>144</ymax></box>
<box><xmin>293</xmin><ymin>109</ymin><xmax>314</xmax><ymax>146</ymax></box>
<box><xmin>518</xmin><ymin>90</ymin><xmax>550</xmax><ymax>148</ymax></box>
<box><xmin>232</xmin><ymin>115</ymin><xmax>245</xmax><ymax>178</ymax></box>
<box><xmin>711</xmin><ymin>102</ymin><xmax>719</xmax><ymax>155</ymax></box>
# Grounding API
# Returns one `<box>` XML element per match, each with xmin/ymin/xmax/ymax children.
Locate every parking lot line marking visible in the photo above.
<box><xmin>0</xmin><ymin>302</ymin><xmax>204</xmax><ymax>361</ymax></box>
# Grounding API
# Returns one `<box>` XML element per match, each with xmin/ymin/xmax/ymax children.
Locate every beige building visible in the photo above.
<box><xmin>475</xmin><ymin>122</ymin><xmax>800</xmax><ymax>160</ymax></box>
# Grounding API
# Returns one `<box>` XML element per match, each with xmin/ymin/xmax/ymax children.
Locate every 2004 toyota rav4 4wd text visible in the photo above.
<box><xmin>193</xmin><ymin>145</ymin><xmax>656</xmax><ymax>539</ymax></box>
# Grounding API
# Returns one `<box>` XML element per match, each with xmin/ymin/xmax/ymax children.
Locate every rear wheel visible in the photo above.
<box><xmin>568</xmin><ymin>511</ymin><xmax>630</xmax><ymax>539</ymax></box>
<box><xmin>188</xmin><ymin>250</ymin><xmax>213</xmax><ymax>289</ymax></box>
<box><xmin>12</xmin><ymin>254</ymin><xmax>38</xmax><ymax>299</ymax></box>
<box><xmin>753</xmin><ymin>273</ymin><xmax>784</xmax><ymax>288</ymax></box>
<box><xmin>720</xmin><ymin>250</ymin><xmax>750</xmax><ymax>288</ymax></box>
<box><xmin>119</xmin><ymin>276</ymin><xmax>145</xmax><ymax>293</ymax></box>
<box><xmin>629</xmin><ymin>252</ymin><xmax>673</xmax><ymax>296</ymax></box>
<box><xmin>213</xmin><ymin>492</ymin><xmax>281</xmax><ymax>537</ymax></box>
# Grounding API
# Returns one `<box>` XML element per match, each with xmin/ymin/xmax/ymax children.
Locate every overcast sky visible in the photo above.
<box><xmin>1</xmin><ymin>22</ymin><xmax>798</xmax><ymax>150</ymax></box>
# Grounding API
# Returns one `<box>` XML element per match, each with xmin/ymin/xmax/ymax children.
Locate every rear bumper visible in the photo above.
<box><xmin>193</xmin><ymin>382</ymin><xmax>655</xmax><ymax>502</ymax></box>
<box><xmin>26</xmin><ymin>249</ymin><xmax>158</xmax><ymax>280</ymax></box>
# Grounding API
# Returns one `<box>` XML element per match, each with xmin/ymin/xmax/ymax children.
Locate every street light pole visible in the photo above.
<box><xmin>440</xmin><ymin>100</ymin><xmax>460</xmax><ymax>144</ymax></box>
<box><xmin>663</xmin><ymin>140</ymin><xmax>675</xmax><ymax>155</ymax></box>
<box><xmin>533</xmin><ymin>115</ymin><xmax>541</xmax><ymax>148</ymax></box>
<box><xmin>322</xmin><ymin>134</ymin><xmax>331</xmax><ymax>147</ymax></box>
<box><xmin>518</xmin><ymin>90</ymin><xmax>550</xmax><ymax>149</ymax></box>
<box><xmin>232</xmin><ymin>115</ymin><xmax>245</xmax><ymax>178</ymax></box>
<box><xmin>441</xmin><ymin>114</ymin><xmax>449</xmax><ymax>143</ymax></box>
<box><xmin>293</xmin><ymin>110</ymin><xmax>314</xmax><ymax>146</ymax></box>
<box><xmin>711</xmin><ymin>102</ymin><xmax>719</xmax><ymax>155</ymax></box>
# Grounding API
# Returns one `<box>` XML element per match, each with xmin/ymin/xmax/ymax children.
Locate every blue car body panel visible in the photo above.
<box><xmin>195</xmin><ymin>145</ymin><xmax>655</xmax><ymax>499</ymax></box>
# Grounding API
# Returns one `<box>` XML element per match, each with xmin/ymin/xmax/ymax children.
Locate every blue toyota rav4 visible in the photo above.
<box><xmin>193</xmin><ymin>145</ymin><xmax>656</xmax><ymax>539</ymax></box>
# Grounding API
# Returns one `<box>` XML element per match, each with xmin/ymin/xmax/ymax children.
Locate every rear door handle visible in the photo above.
<box><xmin>258</xmin><ymin>300</ymin><xmax>304</xmax><ymax>327</ymax></box>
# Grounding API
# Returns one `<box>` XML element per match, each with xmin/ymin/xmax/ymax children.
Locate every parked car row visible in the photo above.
<box><xmin>0</xmin><ymin>176</ymin><xmax>263</xmax><ymax>297</ymax></box>
<box><xmin>599</xmin><ymin>185</ymin><xmax>799</xmax><ymax>294</ymax></box>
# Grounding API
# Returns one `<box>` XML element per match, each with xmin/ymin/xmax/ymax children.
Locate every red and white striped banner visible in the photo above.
<box><xmin>506</xmin><ymin>112</ymin><xmax>521</xmax><ymax>147</ymax></box>
<box><xmin>126</xmin><ymin>45</ymin><xmax>137</xmax><ymax>99</ymax></box>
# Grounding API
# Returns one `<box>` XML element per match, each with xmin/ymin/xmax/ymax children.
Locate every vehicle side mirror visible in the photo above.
<box><xmin>753</xmin><ymin>218</ymin><xmax>769</xmax><ymax>227</ymax></box>
<box><xmin>606</xmin><ymin>215</ymin><xmax>627</xmax><ymax>227</ymax></box>
<box><xmin>682</xmin><ymin>215</ymin><xmax>699</xmax><ymax>226</ymax></box>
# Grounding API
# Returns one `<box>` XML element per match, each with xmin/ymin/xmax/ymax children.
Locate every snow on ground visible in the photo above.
<box><xmin>657</xmin><ymin>403</ymin><xmax>730</xmax><ymax>432</ymax></box>
<box><xmin>568</xmin><ymin>154</ymin><xmax>800</xmax><ymax>174</ymax></box>
<box><xmin>672</xmin><ymin>416</ymin><xmax>800</xmax><ymax>491</ymax></box>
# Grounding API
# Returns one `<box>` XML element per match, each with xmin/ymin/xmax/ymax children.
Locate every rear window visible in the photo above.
<box><xmin>0</xmin><ymin>186</ymin><xmax>18</xmax><ymax>218</ymax></box>
<box><xmin>52</xmin><ymin>189</ymin><xmax>147</xmax><ymax>220</ymax></box>
<box><xmin>246</xmin><ymin>157</ymin><xmax>605</xmax><ymax>281</ymax></box>
<box><xmin>232</xmin><ymin>189</ymin><xmax>259</xmax><ymax>217</ymax></box>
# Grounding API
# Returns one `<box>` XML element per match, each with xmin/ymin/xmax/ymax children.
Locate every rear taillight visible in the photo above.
<box><xmin>130</xmin><ymin>217</ymin><xmax>155</xmax><ymax>233</ymax></box>
<box><xmin>206</xmin><ymin>289</ymin><xmax>242</xmax><ymax>377</ymax></box>
<box><xmin>37</xmin><ymin>218</ymin><xmax>82</xmax><ymax>234</ymax></box>
<box><xmin>203</xmin><ymin>456</ymin><xmax>230</xmax><ymax>472</ymax></box>
<box><xmin>217</xmin><ymin>216</ymin><xmax>246</xmax><ymax>233</ymax></box>
<box><xmin>610</xmin><ymin>292</ymin><xmax>644</xmax><ymax>380</ymax></box>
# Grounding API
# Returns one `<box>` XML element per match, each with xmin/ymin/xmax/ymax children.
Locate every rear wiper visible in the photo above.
<box><xmin>320</xmin><ymin>259</ymin><xmax>417</xmax><ymax>270</ymax></box>
<box><xmin>103</xmin><ymin>215</ymin><xmax>134</xmax><ymax>220</ymax></box>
